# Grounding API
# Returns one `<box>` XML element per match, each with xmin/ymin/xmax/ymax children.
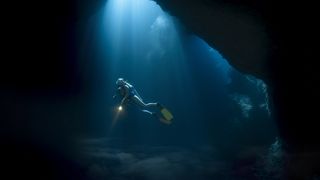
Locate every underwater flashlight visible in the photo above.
<box><xmin>118</xmin><ymin>106</ymin><xmax>123</xmax><ymax>111</ymax></box>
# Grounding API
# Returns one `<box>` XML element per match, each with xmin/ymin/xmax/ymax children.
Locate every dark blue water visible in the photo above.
<box><xmin>77</xmin><ymin>0</ymin><xmax>279</xmax><ymax>179</ymax></box>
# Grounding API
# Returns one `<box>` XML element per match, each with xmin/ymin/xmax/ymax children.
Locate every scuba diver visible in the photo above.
<box><xmin>113</xmin><ymin>78</ymin><xmax>173</xmax><ymax>124</ymax></box>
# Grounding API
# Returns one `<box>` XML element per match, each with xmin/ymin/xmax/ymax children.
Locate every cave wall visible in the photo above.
<box><xmin>155</xmin><ymin>0</ymin><xmax>272</xmax><ymax>82</ymax></box>
<box><xmin>151</xmin><ymin>1</ymin><xmax>319</xmax><ymax>177</ymax></box>
<box><xmin>153</xmin><ymin>0</ymin><xmax>319</xmax><ymax>152</ymax></box>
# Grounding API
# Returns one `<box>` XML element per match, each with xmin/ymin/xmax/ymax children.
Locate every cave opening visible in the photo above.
<box><xmin>78</xmin><ymin>0</ymin><xmax>280</xmax><ymax>179</ymax></box>
<box><xmin>83</xmin><ymin>0</ymin><xmax>278</xmax><ymax>149</ymax></box>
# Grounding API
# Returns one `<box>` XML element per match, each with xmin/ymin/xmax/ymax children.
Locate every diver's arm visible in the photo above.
<box><xmin>120</xmin><ymin>85</ymin><xmax>130</xmax><ymax>105</ymax></box>
<box><xmin>120</xmin><ymin>94</ymin><xmax>129</xmax><ymax>105</ymax></box>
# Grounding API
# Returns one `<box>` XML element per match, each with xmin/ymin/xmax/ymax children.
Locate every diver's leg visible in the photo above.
<box><xmin>132</xmin><ymin>95</ymin><xmax>159</xmax><ymax>117</ymax></box>
<box><xmin>132</xmin><ymin>95</ymin><xmax>158</xmax><ymax>108</ymax></box>
<box><xmin>141</xmin><ymin>110</ymin><xmax>156</xmax><ymax>116</ymax></box>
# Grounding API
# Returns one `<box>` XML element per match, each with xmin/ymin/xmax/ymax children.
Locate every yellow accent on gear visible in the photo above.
<box><xmin>161</xmin><ymin>108</ymin><xmax>173</xmax><ymax>121</ymax></box>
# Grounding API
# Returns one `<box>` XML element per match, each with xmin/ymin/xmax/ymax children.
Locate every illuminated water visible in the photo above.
<box><xmin>78</xmin><ymin>0</ymin><xmax>279</xmax><ymax>179</ymax></box>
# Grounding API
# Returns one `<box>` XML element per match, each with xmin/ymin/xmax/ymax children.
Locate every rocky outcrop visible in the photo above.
<box><xmin>155</xmin><ymin>0</ymin><xmax>271</xmax><ymax>82</ymax></box>
<box><xmin>152</xmin><ymin>1</ymin><xmax>319</xmax><ymax>177</ymax></box>
<box><xmin>154</xmin><ymin>0</ymin><xmax>319</xmax><ymax>152</ymax></box>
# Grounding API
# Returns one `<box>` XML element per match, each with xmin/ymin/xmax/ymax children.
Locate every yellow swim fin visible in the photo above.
<box><xmin>160</xmin><ymin>108</ymin><xmax>173</xmax><ymax>121</ymax></box>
